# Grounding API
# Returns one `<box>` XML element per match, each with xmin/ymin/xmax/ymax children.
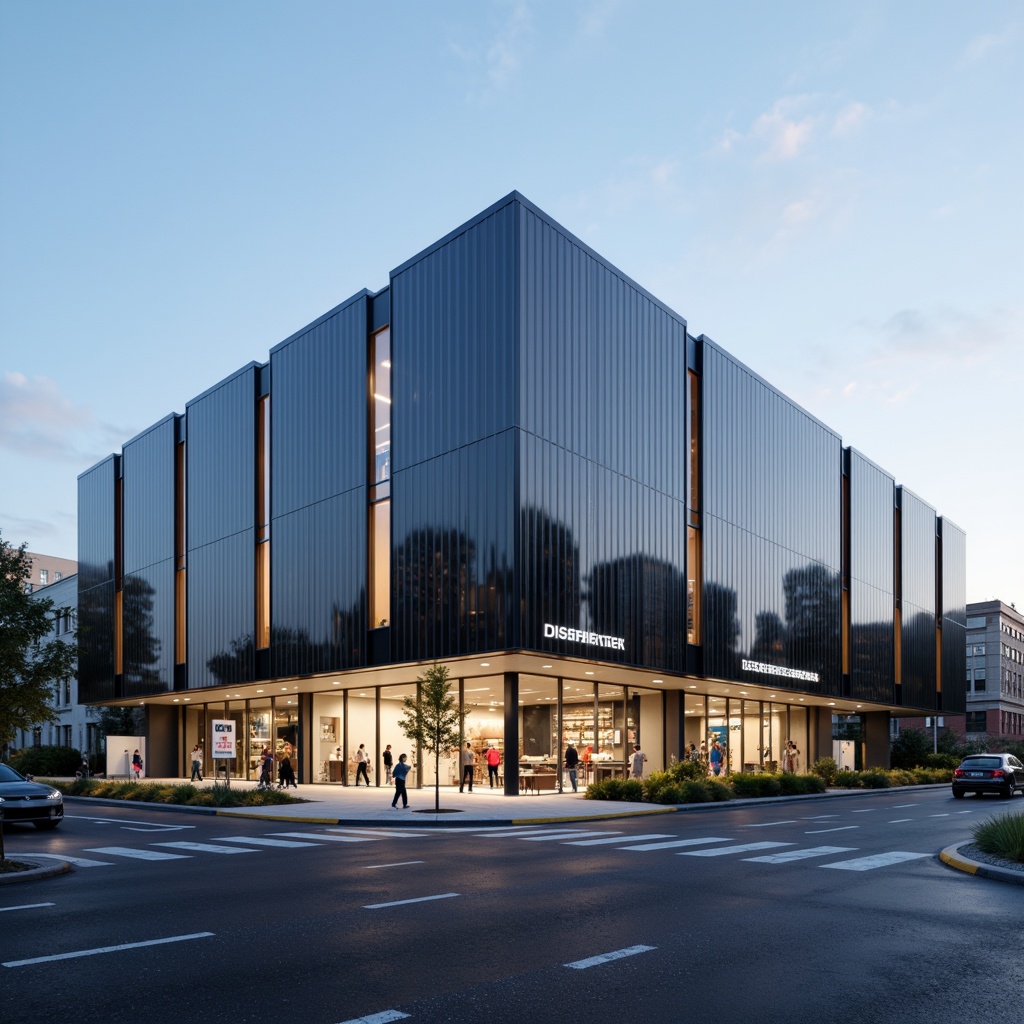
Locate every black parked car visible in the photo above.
<box><xmin>951</xmin><ymin>753</ymin><xmax>1024</xmax><ymax>799</ymax></box>
<box><xmin>0</xmin><ymin>763</ymin><xmax>64</xmax><ymax>828</ymax></box>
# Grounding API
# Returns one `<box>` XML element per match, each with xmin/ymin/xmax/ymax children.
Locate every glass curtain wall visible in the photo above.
<box><xmin>464</xmin><ymin>677</ymin><xmax>505</xmax><ymax>790</ymax></box>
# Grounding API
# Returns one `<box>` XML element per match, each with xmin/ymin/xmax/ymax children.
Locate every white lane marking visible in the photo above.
<box><xmin>364</xmin><ymin>893</ymin><xmax>460</xmax><ymax>909</ymax></box>
<box><xmin>563</xmin><ymin>833</ymin><xmax>674</xmax><ymax>846</ymax></box>
<box><xmin>3</xmin><ymin>931</ymin><xmax>214</xmax><ymax>968</ymax></box>
<box><xmin>152</xmin><ymin>842</ymin><xmax>257</xmax><ymax>855</ymax></box>
<box><xmin>85</xmin><ymin>847</ymin><xmax>190</xmax><ymax>861</ymax></box>
<box><xmin>744</xmin><ymin>846</ymin><xmax>856</xmax><ymax>864</ymax></box>
<box><xmin>565</xmin><ymin>944</ymin><xmax>656</xmax><ymax>970</ymax></box>
<box><xmin>68</xmin><ymin>816</ymin><xmax>194</xmax><ymax>832</ymax></box>
<box><xmin>955</xmin><ymin>810</ymin><xmax>973</xmax><ymax>815</ymax></box>
<box><xmin>929</xmin><ymin>814</ymin><xmax>950</xmax><ymax>818</ymax></box>
<box><xmin>851</xmin><ymin>809</ymin><xmax>877</xmax><ymax>813</ymax></box>
<box><xmin>805</xmin><ymin>826</ymin><xmax>859</xmax><ymax>834</ymax></box>
<box><xmin>822</xmin><ymin>851</ymin><xmax>931</xmax><ymax>871</ymax></box>
<box><xmin>801</xmin><ymin>815</ymin><xmax>838</xmax><ymax>820</ymax></box>
<box><xmin>16</xmin><ymin>853</ymin><xmax>112</xmax><ymax>867</ymax></box>
<box><xmin>478</xmin><ymin>828</ymin><xmax>582</xmax><ymax>839</ymax></box>
<box><xmin>270</xmin><ymin>832</ymin><xmax>377</xmax><ymax>843</ymax></box>
<box><xmin>681</xmin><ymin>841</ymin><xmax>792</xmax><ymax>857</ymax></box>
<box><xmin>892</xmin><ymin>804</ymin><xmax>917</xmax><ymax>808</ymax></box>
<box><xmin>365</xmin><ymin>861</ymin><xmax>426</xmax><ymax>870</ymax></box>
<box><xmin>746</xmin><ymin>820</ymin><xmax>797</xmax><ymax>828</ymax></box>
<box><xmin>0</xmin><ymin>903</ymin><xmax>55</xmax><ymax>913</ymax></box>
<box><xmin>217</xmin><ymin>836</ymin><xmax>321</xmax><ymax>848</ymax></box>
<box><xmin>620</xmin><ymin>837</ymin><xmax>729</xmax><ymax>851</ymax></box>
<box><xmin>334</xmin><ymin>1011</ymin><xmax>410</xmax><ymax>1024</ymax></box>
<box><xmin>888</xmin><ymin>819</ymin><xmax>913</xmax><ymax>823</ymax></box>
<box><xmin>326</xmin><ymin>828</ymin><xmax>426</xmax><ymax>838</ymax></box>
<box><xmin>519</xmin><ymin>831</ymin><xmax>618</xmax><ymax>842</ymax></box>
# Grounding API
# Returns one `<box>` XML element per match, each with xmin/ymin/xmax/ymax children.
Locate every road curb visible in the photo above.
<box><xmin>939</xmin><ymin>841</ymin><xmax>1024</xmax><ymax>886</ymax></box>
<box><xmin>0</xmin><ymin>856</ymin><xmax>73</xmax><ymax>885</ymax></box>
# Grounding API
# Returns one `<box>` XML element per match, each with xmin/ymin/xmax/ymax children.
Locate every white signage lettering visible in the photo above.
<box><xmin>211</xmin><ymin>719</ymin><xmax>236</xmax><ymax>758</ymax></box>
<box><xmin>543</xmin><ymin>622</ymin><xmax>626</xmax><ymax>651</ymax></box>
<box><xmin>741</xmin><ymin>658</ymin><xmax>820</xmax><ymax>684</ymax></box>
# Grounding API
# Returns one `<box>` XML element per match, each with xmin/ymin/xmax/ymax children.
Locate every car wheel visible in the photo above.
<box><xmin>33</xmin><ymin>820</ymin><xmax>61</xmax><ymax>830</ymax></box>
<box><xmin>952</xmin><ymin>788</ymin><xmax>965</xmax><ymax>799</ymax></box>
<box><xmin>1002</xmin><ymin>785</ymin><xmax>1015</xmax><ymax>800</ymax></box>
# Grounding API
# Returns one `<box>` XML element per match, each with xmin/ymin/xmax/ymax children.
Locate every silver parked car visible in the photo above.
<box><xmin>0</xmin><ymin>763</ymin><xmax>64</xmax><ymax>829</ymax></box>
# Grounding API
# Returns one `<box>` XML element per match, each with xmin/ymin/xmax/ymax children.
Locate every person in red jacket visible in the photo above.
<box><xmin>485</xmin><ymin>744</ymin><xmax>501</xmax><ymax>788</ymax></box>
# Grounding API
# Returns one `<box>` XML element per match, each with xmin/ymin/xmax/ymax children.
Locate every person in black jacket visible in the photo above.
<box><xmin>564</xmin><ymin>742</ymin><xmax>580</xmax><ymax>793</ymax></box>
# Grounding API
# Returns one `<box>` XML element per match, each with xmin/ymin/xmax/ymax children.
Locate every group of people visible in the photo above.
<box><xmin>457</xmin><ymin>742</ymin><xmax>502</xmax><ymax>792</ymax></box>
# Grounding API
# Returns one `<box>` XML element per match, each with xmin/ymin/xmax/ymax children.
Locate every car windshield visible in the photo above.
<box><xmin>0</xmin><ymin>763</ymin><xmax>26</xmax><ymax>783</ymax></box>
<box><xmin>962</xmin><ymin>757</ymin><xmax>1001</xmax><ymax>769</ymax></box>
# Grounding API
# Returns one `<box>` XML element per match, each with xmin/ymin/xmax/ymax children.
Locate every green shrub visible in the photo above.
<box><xmin>620</xmin><ymin>779</ymin><xmax>644</xmax><ymax>802</ymax></box>
<box><xmin>729</xmin><ymin>772</ymin><xmax>782</xmax><ymax>798</ymax></box>
<box><xmin>642</xmin><ymin>770</ymin><xmax>675</xmax><ymax>803</ymax></box>
<box><xmin>890</xmin><ymin>728</ymin><xmax>931</xmax><ymax>769</ymax></box>
<box><xmin>860</xmin><ymin>770</ymin><xmax>891</xmax><ymax>789</ymax></box>
<box><xmin>972</xmin><ymin>811</ymin><xmax>1024</xmax><ymax>864</ymax></box>
<box><xmin>653</xmin><ymin>785</ymin><xmax>684</xmax><ymax>804</ymax></box>
<box><xmin>923</xmin><ymin>752</ymin><xmax>959</xmax><ymax>771</ymax></box>
<box><xmin>43</xmin><ymin>778</ymin><xmax>304</xmax><ymax>807</ymax></box>
<box><xmin>888</xmin><ymin>769</ymin><xmax>916</xmax><ymax>787</ymax></box>
<box><xmin>10</xmin><ymin>745</ymin><xmax>81</xmax><ymax>776</ymax></box>
<box><xmin>810</xmin><ymin>756</ymin><xmax>838</xmax><ymax>785</ymax></box>
<box><xmin>834</xmin><ymin>769</ymin><xmax>861</xmax><ymax>788</ymax></box>
<box><xmin>667</xmin><ymin>759</ymin><xmax>706</xmax><ymax>783</ymax></box>
<box><xmin>706</xmin><ymin>780</ymin><xmax>733</xmax><ymax>801</ymax></box>
<box><xmin>678</xmin><ymin>780</ymin><xmax>712</xmax><ymax>803</ymax></box>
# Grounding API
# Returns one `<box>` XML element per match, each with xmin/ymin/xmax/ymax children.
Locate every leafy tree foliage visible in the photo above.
<box><xmin>889</xmin><ymin>728</ymin><xmax>932</xmax><ymax>769</ymax></box>
<box><xmin>0</xmin><ymin>534</ymin><xmax>76</xmax><ymax>753</ymax></box>
<box><xmin>396</xmin><ymin>663</ymin><xmax>467</xmax><ymax>812</ymax></box>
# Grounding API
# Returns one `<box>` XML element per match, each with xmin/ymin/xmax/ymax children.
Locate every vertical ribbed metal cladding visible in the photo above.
<box><xmin>271</xmin><ymin>489</ymin><xmax>367</xmax><ymax>676</ymax></box>
<box><xmin>270</xmin><ymin>294</ymin><xmax>368</xmax><ymax>516</ymax></box>
<box><xmin>391</xmin><ymin>199</ymin><xmax>518</xmax><ymax>471</ymax></box>
<box><xmin>897</xmin><ymin>487</ymin><xmax>938</xmax><ymax>709</ymax></box>
<box><xmin>185</xmin><ymin>366</ymin><xmax>258</xmax><ymax>688</ymax></box>
<box><xmin>848</xmin><ymin>449</ymin><xmax>896</xmax><ymax>702</ymax></box>
<box><xmin>119</xmin><ymin>417</ymin><xmax>176</xmax><ymax>697</ymax></box>
<box><xmin>701</xmin><ymin>343</ymin><xmax>842</xmax><ymax>692</ymax></box>
<box><xmin>517</xmin><ymin>204</ymin><xmax>687</xmax><ymax>670</ymax></box>
<box><xmin>389</xmin><ymin>200</ymin><xmax>519</xmax><ymax>660</ymax></box>
<box><xmin>939</xmin><ymin>517</ymin><xmax>967</xmax><ymax>712</ymax></box>
<box><xmin>391</xmin><ymin>430</ymin><xmax>517</xmax><ymax>661</ymax></box>
<box><xmin>77</xmin><ymin>456</ymin><xmax>118</xmax><ymax>702</ymax></box>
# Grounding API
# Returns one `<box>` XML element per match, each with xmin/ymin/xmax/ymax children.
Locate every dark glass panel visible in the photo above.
<box><xmin>939</xmin><ymin>517</ymin><xmax>967</xmax><ymax>712</ymax></box>
<box><xmin>899</xmin><ymin>487</ymin><xmax>938</xmax><ymax>709</ymax></box>
<box><xmin>121</xmin><ymin>559</ymin><xmax>174</xmax><ymax>697</ymax></box>
<box><xmin>391</xmin><ymin>200</ymin><xmax>518</xmax><ymax>471</ymax></box>
<box><xmin>123</xmin><ymin>417</ymin><xmax>176</xmax><ymax>575</ymax></box>
<box><xmin>270</xmin><ymin>294</ymin><xmax>368</xmax><ymax>517</ymax></box>
<box><xmin>271</xmin><ymin>489</ymin><xmax>368</xmax><ymax>676</ymax></box>
<box><xmin>391</xmin><ymin>430</ymin><xmax>516</xmax><ymax>662</ymax></box>
<box><xmin>185</xmin><ymin>366</ymin><xmax>257</xmax><ymax>550</ymax></box>
<box><xmin>78</xmin><ymin>579</ymin><xmax>116</xmax><ymax>703</ymax></box>
<box><xmin>77</xmin><ymin>456</ymin><xmax>117</xmax><ymax>591</ymax></box>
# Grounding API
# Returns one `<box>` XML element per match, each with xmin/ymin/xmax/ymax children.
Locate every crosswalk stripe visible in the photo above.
<box><xmin>680</xmin><ymin>841</ymin><xmax>792</xmax><ymax>857</ymax></box>
<box><xmin>743</xmin><ymin>846</ymin><xmax>857</xmax><ymax>864</ymax></box>
<box><xmin>17</xmin><ymin>853</ymin><xmax>113</xmax><ymax>868</ymax></box>
<box><xmin>325</xmin><ymin>828</ymin><xmax>426</xmax><ymax>838</ymax></box>
<box><xmin>85</xmin><ymin>847</ymin><xmax>190</xmax><ymax>861</ymax></box>
<box><xmin>619</xmin><ymin>837</ymin><xmax>729</xmax><ymax>851</ymax></box>
<box><xmin>563</xmin><ymin>833</ymin><xmax>673</xmax><ymax>846</ymax></box>
<box><xmin>217</xmin><ymin>836</ymin><xmax>321</xmax><ymax>848</ymax></box>
<box><xmin>476</xmin><ymin>828</ymin><xmax>580</xmax><ymax>839</ymax></box>
<box><xmin>821</xmin><ymin>851</ymin><xmax>931</xmax><ymax>871</ymax></box>
<box><xmin>152</xmin><ymin>842</ymin><xmax>257</xmax><ymax>855</ymax></box>
<box><xmin>269</xmin><ymin>832</ymin><xmax>377</xmax><ymax>843</ymax></box>
<box><xmin>519</xmin><ymin>831</ymin><xmax>617</xmax><ymax>842</ymax></box>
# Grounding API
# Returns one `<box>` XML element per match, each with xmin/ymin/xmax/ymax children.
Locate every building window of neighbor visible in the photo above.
<box><xmin>54</xmin><ymin>571</ymin><xmax>62</xmax><ymax>581</ymax></box>
<box><xmin>965</xmin><ymin>711</ymin><xmax>987</xmax><ymax>733</ymax></box>
<box><xmin>974</xmin><ymin>669</ymin><xmax>986</xmax><ymax>692</ymax></box>
<box><xmin>40</xmin><ymin>569</ymin><xmax>48</xmax><ymax>585</ymax></box>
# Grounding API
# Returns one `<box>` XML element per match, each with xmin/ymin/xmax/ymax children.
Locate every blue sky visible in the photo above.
<box><xmin>1</xmin><ymin>1</ymin><xmax>1020</xmax><ymax>606</ymax></box>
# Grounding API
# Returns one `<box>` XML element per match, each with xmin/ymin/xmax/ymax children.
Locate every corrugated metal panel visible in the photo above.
<box><xmin>940</xmin><ymin>517</ymin><xmax>967</xmax><ymax>713</ymax></box>
<box><xmin>122</xmin><ymin>560</ymin><xmax>175</xmax><ymax>697</ymax></box>
<box><xmin>898</xmin><ymin>487</ymin><xmax>937</xmax><ymax>709</ymax></box>
<box><xmin>123</xmin><ymin>417</ymin><xmax>175</xmax><ymax>575</ymax></box>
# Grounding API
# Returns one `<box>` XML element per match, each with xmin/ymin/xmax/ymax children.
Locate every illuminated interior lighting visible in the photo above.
<box><xmin>373</xmin><ymin>393</ymin><xmax>391</xmax><ymax>404</ymax></box>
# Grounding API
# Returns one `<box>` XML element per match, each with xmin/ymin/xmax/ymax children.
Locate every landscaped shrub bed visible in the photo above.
<box><xmin>585</xmin><ymin>758</ymin><xmax>947</xmax><ymax>804</ymax></box>
<box><xmin>46</xmin><ymin>778</ymin><xmax>303</xmax><ymax>807</ymax></box>
<box><xmin>972</xmin><ymin>810</ymin><xmax>1024</xmax><ymax>864</ymax></box>
<box><xmin>10</xmin><ymin>745</ymin><xmax>82</xmax><ymax>776</ymax></box>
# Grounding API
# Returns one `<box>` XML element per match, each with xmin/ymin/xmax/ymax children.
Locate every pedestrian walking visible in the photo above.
<box><xmin>459</xmin><ymin>742</ymin><xmax>475</xmax><ymax>792</ymax></box>
<box><xmin>391</xmin><ymin>753</ymin><xmax>411</xmax><ymax>809</ymax></box>
<box><xmin>258</xmin><ymin>747</ymin><xmax>275</xmax><ymax>788</ymax></box>
<box><xmin>354</xmin><ymin>743</ymin><xmax>370</xmax><ymax>786</ymax></box>
<box><xmin>630</xmin><ymin>744</ymin><xmax>647</xmax><ymax>779</ymax></box>
<box><xmin>278</xmin><ymin>752</ymin><xmax>297</xmax><ymax>789</ymax></box>
<box><xmin>190</xmin><ymin>743</ymin><xmax>203</xmax><ymax>782</ymax></box>
<box><xmin>383</xmin><ymin>744</ymin><xmax>394</xmax><ymax>784</ymax></box>
<box><xmin>485</xmin><ymin>744</ymin><xmax>501</xmax><ymax>788</ymax></box>
<box><xmin>131</xmin><ymin>749</ymin><xmax>144</xmax><ymax>780</ymax></box>
<box><xmin>564</xmin><ymin>742</ymin><xmax>580</xmax><ymax>792</ymax></box>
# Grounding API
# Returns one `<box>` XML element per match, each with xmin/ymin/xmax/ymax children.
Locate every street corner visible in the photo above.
<box><xmin>0</xmin><ymin>856</ymin><xmax>74</xmax><ymax>885</ymax></box>
<box><xmin>939</xmin><ymin>841</ymin><xmax>1024</xmax><ymax>886</ymax></box>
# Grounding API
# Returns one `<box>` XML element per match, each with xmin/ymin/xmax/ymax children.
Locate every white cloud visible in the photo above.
<box><xmin>959</xmin><ymin>24</ymin><xmax>1018</xmax><ymax>67</ymax></box>
<box><xmin>449</xmin><ymin>1</ymin><xmax>534</xmax><ymax>101</ymax></box>
<box><xmin>752</xmin><ymin>98</ymin><xmax>817</xmax><ymax>161</ymax></box>
<box><xmin>831</xmin><ymin>101</ymin><xmax>868</xmax><ymax>137</ymax></box>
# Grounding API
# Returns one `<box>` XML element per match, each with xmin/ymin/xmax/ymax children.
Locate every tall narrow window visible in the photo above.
<box><xmin>256</xmin><ymin>394</ymin><xmax>270</xmax><ymax>649</ymax></box>
<box><xmin>174</xmin><ymin>438</ymin><xmax>186</xmax><ymax>664</ymax></box>
<box><xmin>687</xmin><ymin>370</ymin><xmax>702</xmax><ymax>644</ymax></box>
<box><xmin>114</xmin><ymin>473</ymin><xmax>123</xmax><ymax>676</ymax></box>
<box><xmin>369</xmin><ymin>327</ymin><xmax>391</xmax><ymax>627</ymax></box>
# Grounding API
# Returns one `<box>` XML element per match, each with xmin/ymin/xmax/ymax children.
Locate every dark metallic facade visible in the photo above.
<box><xmin>78</xmin><ymin>192</ymin><xmax>966</xmax><ymax>768</ymax></box>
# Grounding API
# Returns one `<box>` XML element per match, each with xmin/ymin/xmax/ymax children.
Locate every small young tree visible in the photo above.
<box><xmin>396</xmin><ymin>663</ymin><xmax>467</xmax><ymax>813</ymax></box>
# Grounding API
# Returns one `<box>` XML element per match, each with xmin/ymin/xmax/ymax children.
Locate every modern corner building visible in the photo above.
<box><xmin>77</xmin><ymin>192</ymin><xmax>966</xmax><ymax>791</ymax></box>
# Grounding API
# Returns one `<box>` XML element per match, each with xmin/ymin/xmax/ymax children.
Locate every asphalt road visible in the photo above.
<box><xmin>2</xmin><ymin>789</ymin><xmax>1022</xmax><ymax>1024</ymax></box>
